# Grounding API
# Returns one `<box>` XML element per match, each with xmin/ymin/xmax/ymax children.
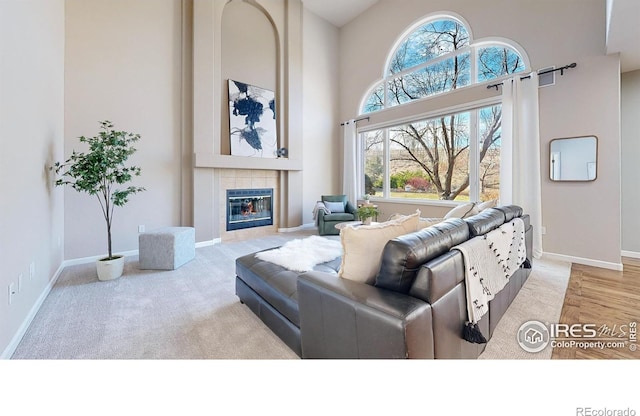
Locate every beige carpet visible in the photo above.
<box><xmin>11</xmin><ymin>230</ymin><xmax>570</xmax><ymax>360</ymax></box>
<box><xmin>479</xmin><ymin>257</ymin><xmax>572</xmax><ymax>359</ymax></box>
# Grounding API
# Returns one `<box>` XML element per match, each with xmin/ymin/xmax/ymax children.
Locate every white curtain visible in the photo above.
<box><xmin>500</xmin><ymin>73</ymin><xmax>543</xmax><ymax>259</ymax></box>
<box><xmin>342</xmin><ymin>120</ymin><xmax>361</xmax><ymax>204</ymax></box>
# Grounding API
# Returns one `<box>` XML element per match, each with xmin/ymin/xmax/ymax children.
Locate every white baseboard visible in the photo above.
<box><xmin>1</xmin><ymin>238</ymin><xmax>221</xmax><ymax>359</ymax></box>
<box><xmin>543</xmin><ymin>252</ymin><xmax>623</xmax><ymax>271</ymax></box>
<box><xmin>196</xmin><ymin>239</ymin><xmax>221</xmax><ymax>248</ymax></box>
<box><xmin>62</xmin><ymin>249</ymin><xmax>139</xmax><ymax>267</ymax></box>
<box><xmin>278</xmin><ymin>223</ymin><xmax>315</xmax><ymax>233</ymax></box>
<box><xmin>621</xmin><ymin>250</ymin><xmax>640</xmax><ymax>259</ymax></box>
<box><xmin>62</xmin><ymin>240</ymin><xmax>219</xmax><ymax>267</ymax></box>
<box><xmin>1</xmin><ymin>263</ymin><xmax>65</xmax><ymax>359</ymax></box>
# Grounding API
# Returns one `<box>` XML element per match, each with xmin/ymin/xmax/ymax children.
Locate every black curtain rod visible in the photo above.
<box><xmin>340</xmin><ymin>116</ymin><xmax>370</xmax><ymax>126</ymax></box>
<box><xmin>486</xmin><ymin>62</ymin><xmax>577</xmax><ymax>90</ymax></box>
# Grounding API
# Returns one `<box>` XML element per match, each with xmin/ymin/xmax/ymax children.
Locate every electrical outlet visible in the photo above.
<box><xmin>541</xmin><ymin>226</ymin><xmax>547</xmax><ymax>235</ymax></box>
<box><xmin>30</xmin><ymin>262</ymin><xmax>35</xmax><ymax>280</ymax></box>
<box><xmin>138</xmin><ymin>225</ymin><xmax>145</xmax><ymax>233</ymax></box>
<box><xmin>8</xmin><ymin>283</ymin><xmax>15</xmax><ymax>305</ymax></box>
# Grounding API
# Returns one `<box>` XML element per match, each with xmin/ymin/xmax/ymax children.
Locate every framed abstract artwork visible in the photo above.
<box><xmin>228</xmin><ymin>80</ymin><xmax>278</xmax><ymax>158</ymax></box>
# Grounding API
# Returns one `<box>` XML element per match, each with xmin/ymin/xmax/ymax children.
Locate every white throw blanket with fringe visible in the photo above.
<box><xmin>312</xmin><ymin>201</ymin><xmax>331</xmax><ymax>225</ymax></box>
<box><xmin>255</xmin><ymin>235</ymin><xmax>342</xmax><ymax>272</ymax></box>
<box><xmin>452</xmin><ymin>218</ymin><xmax>526</xmax><ymax>325</ymax></box>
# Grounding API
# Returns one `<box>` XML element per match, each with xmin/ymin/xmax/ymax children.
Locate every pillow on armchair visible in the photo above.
<box><xmin>324</xmin><ymin>201</ymin><xmax>345</xmax><ymax>213</ymax></box>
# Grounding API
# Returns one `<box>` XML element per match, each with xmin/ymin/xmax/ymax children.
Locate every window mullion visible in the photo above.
<box><xmin>388</xmin><ymin>46</ymin><xmax>471</xmax><ymax>79</ymax></box>
<box><xmin>384</xmin><ymin>129</ymin><xmax>390</xmax><ymax>198</ymax></box>
<box><xmin>471</xmin><ymin>45</ymin><xmax>477</xmax><ymax>83</ymax></box>
<box><xmin>469</xmin><ymin>110</ymin><xmax>479</xmax><ymax>202</ymax></box>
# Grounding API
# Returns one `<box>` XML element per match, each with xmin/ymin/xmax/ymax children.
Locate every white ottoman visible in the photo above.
<box><xmin>138</xmin><ymin>227</ymin><xmax>195</xmax><ymax>270</ymax></box>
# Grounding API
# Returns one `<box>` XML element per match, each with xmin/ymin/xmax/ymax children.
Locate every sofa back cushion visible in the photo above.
<box><xmin>409</xmin><ymin>251</ymin><xmax>465</xmax><ymax>304</ymax></box>
<box><xmin>374</xmin><ymin>218</ymin><xmax>469</xmax><ymax>294</ymax></box>
<box><xmin>338</xmin><ymin>211</ymin><xmax>420</xmax><ymax>285</ymax></box>
<box><xmin>494</xmin><ymin>205</ymin><xmax>523</xmax><ymax>222</ymax></box>
<box><xmin>463</xmin><ymin>207</ymin><xmax>506</xmax><ymax>238</ymax></box>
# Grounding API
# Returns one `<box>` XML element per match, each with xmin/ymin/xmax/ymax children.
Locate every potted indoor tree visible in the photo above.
<box><xmin>53</xmin><ymin>121</ymin><xmax>145</xmax><ymax>281</ymax></box>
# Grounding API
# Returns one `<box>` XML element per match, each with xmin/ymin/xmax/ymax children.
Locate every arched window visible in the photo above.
<box><xmin>361</xmin><ymin>14</ymin><xmax>530</xmax><ymax>203</ymax></box>
<box><xmin>362</xmin><ymin>16</ymin><xmax>528</xmax><ymax>113</ymax></box>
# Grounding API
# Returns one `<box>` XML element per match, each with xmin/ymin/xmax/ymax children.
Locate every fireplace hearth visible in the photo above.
<box><xmin>226</xmin><ymin>188</ymin><xmax>273</xmax><ymax>231</ymax></box>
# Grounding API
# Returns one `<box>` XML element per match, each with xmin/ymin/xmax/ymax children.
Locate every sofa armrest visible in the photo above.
<box><xmin>297</xmin><ymin>271</ymin><xmax>434</xmax><ymax>358</ymax></box>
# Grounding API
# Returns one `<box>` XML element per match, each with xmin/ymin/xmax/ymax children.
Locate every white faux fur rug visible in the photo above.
<box><xmin>255</xmin><ymin>235</ymin><xmax>342</xmax><ymax>272</ymax></box>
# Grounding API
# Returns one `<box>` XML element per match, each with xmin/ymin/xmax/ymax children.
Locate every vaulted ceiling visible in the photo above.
<box><xmin>606</xmin><ymin>0</ymin><xmax>640</xmax><ymax>72</ymax></box>
<box><xmin>302</xmin><ymin>0</ymin><xmax>378</xmax><ymax>28</ymax></box>
<box><xmin>302</xmin><ymin>0</ymin><xmax>640</xmax><ymax>73</ymax></box>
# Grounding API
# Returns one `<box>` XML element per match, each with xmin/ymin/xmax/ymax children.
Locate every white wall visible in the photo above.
<box><xmin>302</xmin><ymin>8</ymin><xmax>340</xmax><ymax>224</ymax></box>
<box><xmin>64</xmin><ymin>0</ymin><xmax>184</xmax><ymax>259</ymax></box>
<box><xmin>0</xmin><ymin>0</ymin><xmax>65</xmax><ymax>357</ymax></box>
<box><xmin>539</xmin><ymin>54</ymin><xmax>621</xmax><ymax>267</ymax></box>
<box><xmin>621</xmin><ymin>69</ymin><xmax>640</xmax><ymax>254</ymax></box>
<box><xmin>338</xmin><ymin>0</ymin><xmax>622</xmax><ymax>267</ymax></box>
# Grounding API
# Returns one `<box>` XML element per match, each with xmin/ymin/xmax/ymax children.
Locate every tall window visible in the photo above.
<box><xmin>364</xmin><ymin>105</ymin><xmax>501</xmax><ymax>202</ymax></box>
<box><xmin>361</xmin><ymin>14</ymin><xmax>527</xmax><ymax>202</ymax></box>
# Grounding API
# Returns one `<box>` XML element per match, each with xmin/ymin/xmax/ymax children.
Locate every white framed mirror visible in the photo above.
<box><xmin>549</xmin><ymin>135</ymin><xmax>598</xmax><ymax>182</ymax></box>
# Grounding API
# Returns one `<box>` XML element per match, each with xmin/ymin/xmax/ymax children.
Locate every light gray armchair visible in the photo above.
<box><xmin>317</xmin><ymin>195</ymin><xmax>357</xmax><ymax>235</ymax></box>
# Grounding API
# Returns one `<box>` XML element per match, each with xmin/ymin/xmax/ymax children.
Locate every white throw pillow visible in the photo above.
<box><xmin>476</xmin><ymin>199</ymin><xmax>498</xmax><ymax>212</ymax></box>
<box><xmin>324</xmin><ymin>201</ymin><xmax>345</xmax><ymax>213</ymax></box>
<box><xmin>338</xmin><ymin>210</ymin><xmax>420</xmax><ymax>284</ymax></box>
<box><xmin>444</xmin><ymin>202</ymin><xmax>478</xmax><ymax>219</ymax></box>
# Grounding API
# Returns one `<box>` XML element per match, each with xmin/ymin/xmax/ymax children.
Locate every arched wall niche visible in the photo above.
<box><xmin>221</xmin><ymin>0</ymin><xmax>280</xmax><ymax>155</ymax></box>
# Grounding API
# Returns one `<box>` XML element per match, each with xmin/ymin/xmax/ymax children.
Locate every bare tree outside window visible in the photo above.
<box><xmin>361</xmin><ymin>18</ymin><xmax>525</xmax><ymax>201</ymax></box>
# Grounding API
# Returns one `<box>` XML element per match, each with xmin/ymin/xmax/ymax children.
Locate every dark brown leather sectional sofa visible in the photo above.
<box><xmin>235</xmin><ymin>205</ymin><xmax>532</xmax><ymax>358</ymax></box>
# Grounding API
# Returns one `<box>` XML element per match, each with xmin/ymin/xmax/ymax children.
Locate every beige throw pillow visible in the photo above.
<box><xmin>416</xmin><ymin>217</ymin><xmax>445</xmax><ymax>229</ymax></box>
<box><xmin>338</xmin><ymin>210</ymin><xmax>420</xmax><ymax>284</ymax></box>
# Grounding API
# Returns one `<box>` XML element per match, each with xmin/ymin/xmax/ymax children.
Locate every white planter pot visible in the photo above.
<box><xmin>96</xmin><ymin>256</ymin><xmax>125</xmax><ymax>281</ymax></box>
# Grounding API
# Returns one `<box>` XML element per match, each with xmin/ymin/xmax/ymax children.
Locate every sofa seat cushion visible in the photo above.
<box><xmin>236</xmin><ymin>251</ymin><xmax>340</xmax><ymax>327</ymax></box>
<box><xmin>323</xmin><ymin>213</ymin><xmax>355</xmax><ymax>221</ymax></box>
<box><xmin>374</xmin><ymin>218</ymin><xmax>469</xmax><ymax>294</ymax></box>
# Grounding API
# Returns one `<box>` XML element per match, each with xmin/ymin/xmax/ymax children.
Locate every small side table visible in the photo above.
<box><xmin>357</xmin><ymin>203</ymin><xmax>379</xmax><ymax>222</ymax></box>
<box><xmin>334</xmin><ymin>221</ymin><xmax>363</xmax><ymax>231</ymax></box>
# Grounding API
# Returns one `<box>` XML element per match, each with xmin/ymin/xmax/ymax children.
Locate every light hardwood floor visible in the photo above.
<box><xmin>552</xmin><ymin>257</ymin><xmax>640</xmax><ymax>359</ymax></box>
